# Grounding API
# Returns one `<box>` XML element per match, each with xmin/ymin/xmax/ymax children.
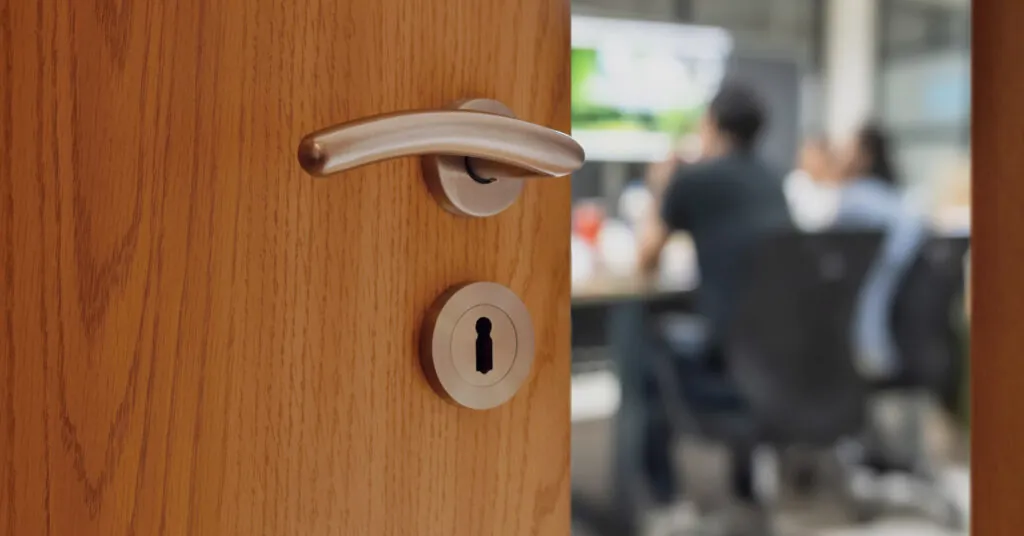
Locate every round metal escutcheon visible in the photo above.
<box><xmin>420</xmin><ymin>282</ymin><xmax>535</xmax><ymax>410</ymax></box>
<box><xmin>421</xmin><ymin>99</ymin><xmax>524</xmax><ymax>218</ymax></box>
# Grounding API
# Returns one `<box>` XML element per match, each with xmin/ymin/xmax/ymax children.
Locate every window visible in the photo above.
<box><xmin>877</xmin><ymin>0</ymin><xmax>970</xmax><ymax>184</ymax></box>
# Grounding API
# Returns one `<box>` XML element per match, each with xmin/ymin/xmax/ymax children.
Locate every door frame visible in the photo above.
<box><xmin>972</xmin><ymin>1</ymin><xmax>1022</xmax><ymax>533</ymax></box>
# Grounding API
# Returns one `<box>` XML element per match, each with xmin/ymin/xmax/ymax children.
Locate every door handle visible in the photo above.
<box><xmin>297</xmin><ymin>109</ymin><xmax>583</xmax><ymax>179</ymax></box>
<box><xmin>297</xmin><ymin>98</ymin><xmax>585</xmax><ymax>217</ymax></box>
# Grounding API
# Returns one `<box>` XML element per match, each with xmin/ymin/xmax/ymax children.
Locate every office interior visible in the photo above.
<box><xmin>567</xmin><ymin>1</ymin><xmax>970</xmax><ymax>535</ymax></box>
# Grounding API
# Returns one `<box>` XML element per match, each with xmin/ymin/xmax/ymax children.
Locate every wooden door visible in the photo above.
<box><xmin>0</xmin><ymin>1</ymin><xmax>571</xmax><ymax>535</ymax></box>
<box><xmin>974</xmin><ymin>1</ymin><xmax>1024</xmax><ymax>533</ymax></box>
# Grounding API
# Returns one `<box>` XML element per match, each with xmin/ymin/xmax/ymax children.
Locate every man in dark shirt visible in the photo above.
<box><xmin>618</xmin><ymin>83</ymin><xmax>790</xmax><ymax>531</ymax></box>
<box><xmin>639</xmin><ymin>83</ymin><xmax>791</xmax><ymax>338</ymax></box>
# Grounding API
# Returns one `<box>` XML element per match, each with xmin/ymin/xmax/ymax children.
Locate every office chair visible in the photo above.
<box><xmin>890</xmin><ymin>236</ymin><xmax>971</xmax><ymax>412</ymax></box>
<box><xmin>644</xmin><ymin>231</ymin><xmax>884</xmax><ymax>533</ymax></box>
<box><xmin>854</xmin><ymin>235</ymin><xmax>971</xmax><ymax>529</ymax></box>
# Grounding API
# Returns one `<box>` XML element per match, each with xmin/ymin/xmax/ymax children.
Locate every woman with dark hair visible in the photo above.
<box><xmin>833</xmin><ymin>122</ymin><xmax>928</xmax><ymax>380</ymax></box>
<box><xmin>834</xmin><ymin>122</ymin><xmax>903</xmax><ymax>225</ymax></box>
<box><xmin>857</xmin><ymin>123</ymin><xmax>898</xmax><ymax>184</ymax></box>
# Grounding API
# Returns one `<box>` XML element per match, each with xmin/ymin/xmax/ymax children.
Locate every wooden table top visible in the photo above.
<box><xmin>571</xmin><ymin>274</ymin><xmax>695</xmax><ymax>305</ymax></box>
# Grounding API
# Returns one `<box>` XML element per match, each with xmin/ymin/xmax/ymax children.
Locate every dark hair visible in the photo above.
<box><xmin>857</xmin><ymin>122</ymin><xmax>897</xmax><ymax>185</ymax></box>
<box><xmin>707</xmin><ymin>82</ymin><xmax>766</xmax><ymax>152</ymax></box>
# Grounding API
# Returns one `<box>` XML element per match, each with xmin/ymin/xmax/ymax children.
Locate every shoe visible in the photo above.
<box><xmin>641</xmin><ymin>502</ymin><xmax>695</xmax><ymax>536</ymax></box>
<box><xmin>692</xmin><ymin>503</ymin><xmax>775</xmax><ymax>536</ymax></box>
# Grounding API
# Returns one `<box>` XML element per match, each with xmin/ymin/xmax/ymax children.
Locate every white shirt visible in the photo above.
<box><xmin>783</xmin><ymin>170</ymin><xmax>840</xmax><ymax>232</ymax></box>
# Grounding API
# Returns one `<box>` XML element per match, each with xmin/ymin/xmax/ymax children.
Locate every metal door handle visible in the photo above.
<box><xmin>298</xmin><ymin>110</ymin><xmax>583</xmax><ymax>179</ymax></box>
<box><xmin>297</xmin><ymin>99</ymin><xmax>584</xmax><ymax>217</ymax></box>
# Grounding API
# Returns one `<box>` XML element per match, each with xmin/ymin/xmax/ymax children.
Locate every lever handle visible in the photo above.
<box><xmin>297</xmin><ymin>99</ymin><xmax>583</xmax><ymax>218</ymax></box>
<box><xmin>298</xmin><ymin>108</ymin><xmax>584</xmax><ymax>180</ymax></box>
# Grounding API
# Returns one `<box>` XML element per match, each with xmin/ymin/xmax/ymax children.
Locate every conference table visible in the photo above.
<box><xmin>570</xmin><ymin>274</ymin><xmax>697</xmax><ymax>367</ymax></box>
<box><xmin>571</xmin><ymin>274</ymin><xmax>695</xmax><ymax>305</ymax></box>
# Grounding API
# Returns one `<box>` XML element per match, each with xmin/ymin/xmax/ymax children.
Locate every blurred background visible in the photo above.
<box><xmin>567</xmin><ymin>1</ymin><xmax>970</xmax><ymax>535</ymax></box>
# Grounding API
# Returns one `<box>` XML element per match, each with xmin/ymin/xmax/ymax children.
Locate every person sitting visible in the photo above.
<box><xmin>629</xmin><ymin>81</ymin><xmax>791</xmax><ymax>525</ymax></box>
<box><xmin>833</xmin><ymin>123</ymin><xmax>904</xmax><ymax>226</ymax></box>
<box><xmin>784</xmin><ymin>135</ymin><xmax>841</xmax><ymax>232</ymax></box>
<box><xmin>639</xmin><ymin>82</ymin><xmax>791</xmax><ymax>349</ymax></box>
<box><xmin>831</xmin><ymin>122</ymin><xmax>928</xmax><ymax>380</ymax></box>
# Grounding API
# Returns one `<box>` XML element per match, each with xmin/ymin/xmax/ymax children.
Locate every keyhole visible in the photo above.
<box><xmin>475</xmin><ymin>317</ymin><xmax>494</xmax><ymax>374</ymax></box>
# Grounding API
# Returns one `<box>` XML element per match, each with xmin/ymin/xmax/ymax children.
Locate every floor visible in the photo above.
<box><xmin>795</xmin><ymin>467</ymin><xmax>969</xmax><ymax>536</ymax></box>
<box><xmin>570</xmin><ymin>369</ymin><xmax>970</xmax><ymax>536</ymax></box>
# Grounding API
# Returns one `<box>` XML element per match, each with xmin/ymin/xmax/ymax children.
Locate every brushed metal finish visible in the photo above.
<box><xmin>422</xmin><ymin>99</ymin><xmax>524</xmax><ymax>217</ymax></box>
<box><xmin>298</xmin><ymin>98</ymin><xmax>584</xmax><ymax>217</ymax></box>
<box><xmin>297</xmin><ymin>102</ymin><xmax>583</xmax><ymax>178</ymax></box>
<box><xmin>421</xmin><ymin>282</ymin><xmax>535</xmax><ymax>410</ymax></box>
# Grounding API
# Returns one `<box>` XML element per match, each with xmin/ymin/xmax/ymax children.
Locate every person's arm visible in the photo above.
<box><xmin>645</xmin><ymin>155</ymin><xmax>680</xmax><ymax>200</ymax></box>
<box><xmin>638</xmin><ymin>212</ymin><xmax>670</xmax><ymax>275</ymax></box>
<box><xmin>637</xmin><ymin>166</ymin><xmax>699</xmax><ymax>275</ymax></box>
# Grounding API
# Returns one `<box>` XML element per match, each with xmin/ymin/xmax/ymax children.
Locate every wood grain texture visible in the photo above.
<box><xmin>0</xmin><ymin>1</ymin><xmax>572</xmax><ymax>534</ymax></box>
<box><xmin>973</xmin><ymin>1</ymin><xmax>1024</xmax><ymax>534</ymax></box>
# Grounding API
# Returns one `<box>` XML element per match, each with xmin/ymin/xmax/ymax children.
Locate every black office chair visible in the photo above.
<box><xmin>640</xmin><ymin>231</ymin><xmax>884</xmax><ymax>532</ymax></box>
<box><xmin>890</xmin><ymin>236</ymin><xmax>971</xmax><ymax>410</ymax></box>
<box><xmin>852</xmin><ymin>235</ymin><xmax>971</xmax><ymax>529</ymax></box>
<box><xmin>725</xmin><ymin>232</ymin><xmax>881</xmax><ymax>447</ymax></box>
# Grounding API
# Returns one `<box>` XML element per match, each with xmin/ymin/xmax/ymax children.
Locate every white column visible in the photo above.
<box><xmin>824</xmin><ymin>0</ymin><xmax>879</xmax><ymax>142</ymax></box>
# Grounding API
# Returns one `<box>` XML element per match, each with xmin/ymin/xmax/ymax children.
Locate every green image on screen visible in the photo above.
<box><xmin>571</xmin><ymin>47</ymin><xmax>705</xmax><ymax>138</ymax></box>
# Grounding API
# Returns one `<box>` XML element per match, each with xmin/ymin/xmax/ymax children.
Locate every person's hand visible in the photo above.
<box><xmin>645</xmin><ymin>155</ymin><xmax>681</xmax><ymax>200</ymax></box>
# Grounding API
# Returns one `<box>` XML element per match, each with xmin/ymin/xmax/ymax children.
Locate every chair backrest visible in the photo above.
<box><xmin>725</xmin><ymin>231</ymin><xmax>884</xmax><ymax>445</ymax></box>
<box><xmin>891</xmin><ymin>236</ymin><xmax>971</xmax><ymax>402</ymax></box>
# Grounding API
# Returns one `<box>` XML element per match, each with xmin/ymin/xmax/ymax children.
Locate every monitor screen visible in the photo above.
<box><xmin>571</xmin><ymin>16</ymin><xmax>733</xmax><ymax>162</ymax></box>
